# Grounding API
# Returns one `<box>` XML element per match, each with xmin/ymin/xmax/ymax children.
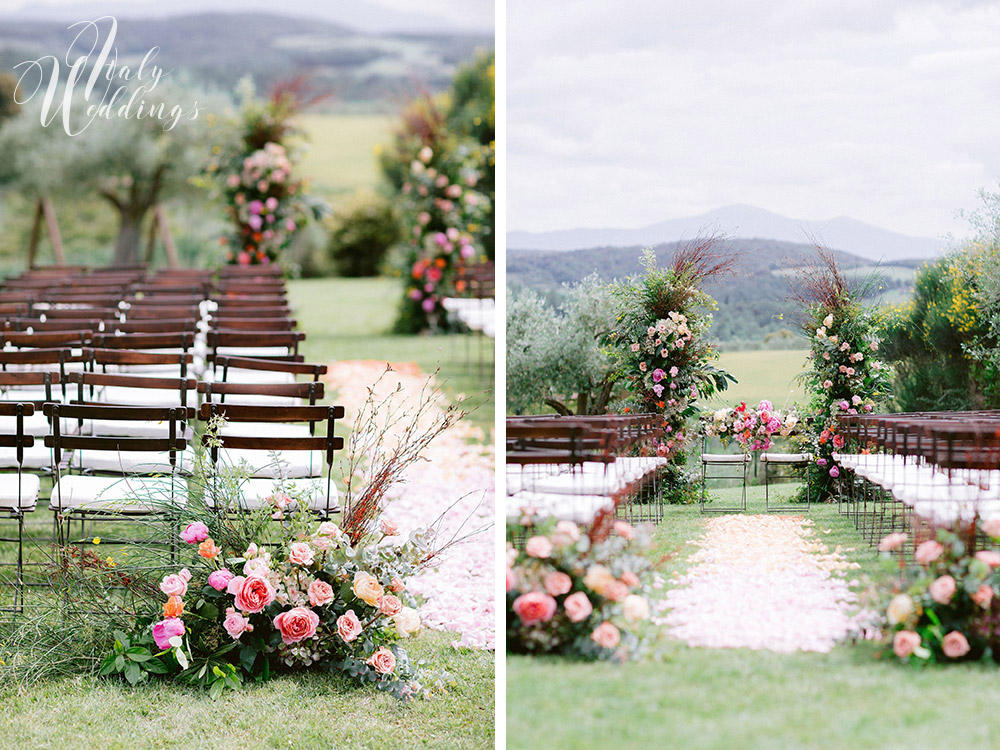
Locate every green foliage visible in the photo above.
<box><xmin>328</xmin><ymin>192</ymin><xmax>401</xmax><ymax>277</ymax></box>
<box><xmin>0</xmin><ymin>73</ymin><xmax>19</xmax><ymax>126</ymax></box>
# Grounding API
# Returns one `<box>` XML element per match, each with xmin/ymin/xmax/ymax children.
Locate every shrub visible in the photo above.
<box><xmin>328</xmin><ymin>193</ymin><xmax>401</xmax><ymax>277</ymax></box>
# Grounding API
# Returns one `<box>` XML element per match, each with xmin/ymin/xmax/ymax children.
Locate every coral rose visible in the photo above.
<box><xmin>972</xmin><ymin>584</ymin><xmax>994</xmax><ymax>608</ymax></box>
<box><xmin>367</xmin><ymin>646</ymin><xmax>396</xmax><ymax>675</ymax></box>
<box><xmin>893</xmin><ymin>630</ymin><xmax>920</xmax><ymax>658</ymax></box>
<box><xmin>288</xmin><ymin>542</ymin><xmax>315</xmax><ymax>567</ymax></box>
<box><xmin>159</xmin><ymin>572</ymin><xmax>189</xmax><ymax>598</ymax></box>
<box><xmin>379</xmin><ymin>594</ymin><xmax>403</xmax><ymax>617</ymax></box>
<box><xmin>563</xmin><ymin>591</ymin><xmax>593</xmax><ymax>623</ymax></box>
<box><xmin>878</xmin><ymin>533</ymin><xmax>907</xmax><ymax>553</ymax></box>
<box><xmin>208</xmin><ymin>569</ymin><xmax>234</xmax><ymax>592</ymax></box>
<box><xmin>152</xmin><ymin>618</ymin><xmax>185</xmax><ymax>650</ymax></box>
<box><xmin>223</xmin><ymin>608</ymin><xmax>250</xmax><ymax>639</ymax></box>
<box><xmin>975</xmin><ymin>550</ymin><xmax>1000</xmax><ymax>568</ymax></box>
<box><xmin>352</xmin><ymin>571</ymin><xmax>384</xmax><ymax>606</ymax></box>
<box><xmin>198</xmin><ymin>538</ymin><xmax>221</xmax><ymax>560</ymax></box>
<box><xmin>544</xmin><ymin>571</ymin><xmax>572</xmax><ymax>597</ymax></box>
<box><xmin>163</xmin><ymin>596</ymin><xmax>184</xmax><ymax>618</ymax></box>
<box><xmin>307</xmin><ymin>579</ymin><xmax>335</xmax><ymax>607</ymax></box>
<box><xmin>336</xmin><ymin>610</ymin><xmax>362</xmax><ymax>642</ymax></box>
<box><xmin>273</xmin><ymin>606</ymin><xmax>320</xmax><ymax>644</ymax></box>
<box><xmin>886</xmin><ymin>594</ymin><xmax>915</xmax><ymax>626</ymax></box>
<box><xmin>234</xmin><ymin>575</ymin><xmax>276</xmax><ymax>613</ymax></box>
<box><xmin>179</xmin><ymin>522</ymin><xmax>208</xmax><ymax>544</ymax></box>
<box><xmin>914</xmin><ymin>540</ymin><xmax>944</xmax><ymax>565</ymax></box>
<box><xmin>591</xmin><ymin>621</ymin><xmax>621</xmax><ymax>649</ymax></box>
<box><xmin>623</xmin><ymin>594</ymin><xmax>649</xmax><ymax>622</ymax></box>
<box><xmin>929</xmin><ymin>575</ymin><xmax>957</xmax><ymax>605</ymax></box>
<box><xmin>942</xmin><ymin>630</ymin><xmax>970</xmax><ymax>659</ymax></box>
<box><xmin>525</xmin><ymin>536</ymin><xmax>553</xmax><ymax>558</ymax></box>
<box><xmin>512</xmin><ymin>591</ymin><xmax>558</xmax><ymax>626</ymax></box>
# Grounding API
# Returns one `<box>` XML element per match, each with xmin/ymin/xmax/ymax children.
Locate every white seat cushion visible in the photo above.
<box><xmin>206</xmin><ymin>476</ymin><xmax>338</xmax><ymax>513</ymax></box>
<box><xmin>70</xmin><ymin>447</ymin><xmax>196</xmax><ymax>475</ymax></box>
<box><xmin>215</xmin><ymin>346</ymin><xmax>289</xmax><ymax>358</ymax></box>
<box><xmin>0</xmin><ymin>412</ymin><xmax>52</xmax><ymax>437</ymax></box>
<box><xmin>0</xmin><ymin>445</ymin><xmax>55</xmax><ymax>470</ymax></box>
<box><xmin>702</xmin><ymin>453</ymin><xmax>749</xmax><ymax>464</ymax></box>
<box><xmin>220</xmin><ymin>422</ymin><xmax>311</xmax><ymax>438</ymax></box>
<box><xmin>0</xmin><ymin>473</ymin><xmax>40</xmax><ymax>509</ymax></box>
<box><xmin>761</xmin><ymin>452</ymin><xmax>814</xmax><ymax>463</ymax></box>
<box><xmin>50</xmin><ymin>474</ymin><xmax>188</xmax><ymax>512</ymax></box>
<box><xmin>215</xmin><ymin>448</ymin><xmax>323</xmax><ymax>478</ymax></box>
<box><xmin>83</xmin><ymin>418</ymin><xmax>184</xmax><ymax>438</ymax></box>
<box><xmin>205</xmin><ymin>369</ymin><xmax>296</xmax><ymax>385</ymax></box>
<box><xmin>100</xmin><ymin>386</ymin><xmax>189</xmax><ymax>407</ymax></box>
<box><xmin>208</xmin><ymin>393</ymin><xmax>302</xmax><ymax>406</ymax></box>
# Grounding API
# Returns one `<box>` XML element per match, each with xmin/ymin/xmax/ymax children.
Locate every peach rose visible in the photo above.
<box><xmin>525</xmin><ymin>536</ymin><xmax>553</xmax><ymax>558</ymax></box>
<box><xmin>367</xmin><ymin>646</ymin><xmax>396</xmax><ymax>674</ymax></box>
<box><xmin>975</xmin><ymin>550</ymin><xmax>1000</xmax><ymax>568</ymax></box>
<box><xmin>288</xmin><ymin>542</ymin><xmax>315</xmax><ymax>567</ymax></box>
<box><xmin>886</xmin><ymin>594</ymin><xmax>915</xmax><ymax>626</ymax></box>
<box><xmin>198</xmin><ymin>538</ymin><xmax>221</xmax><ymax>560</ymax></box>
<box><xmin>620</xmin><ymin>571</ymin><xmax>640</xmax><ymax>587</ymax></box>
<box><xmin>878</xmin><ymin>533</ymin><xmax>907</xmax><ymax>552</ymax></box>
<box><xmin>512</xmin><ymin>591</ymin><xmax>557</xmax><ymax>626</ymax></box>
<box><xmin>914</xmin><ymin>540</ymin><xmax>944</xmax><ymax>565</ymax></box>
<box><xmin>352</xmin><ymin>571</ymin><xmax>384</xmax><ymax>606</ymax></box>
<box><xmin>273</xmin><ymin>606</ymin><xmax>320</xmax><ymax>644</ymax></box>
<box><xmin>379</xmin><ymin>594</ymin><xmax>403</xmax><ymax>617</ymax></box>
<box><xmin>563</xmin><ymin>591</ymin><xmax>593</xmax><ymax>623</ymax></box>
<box><xmin>602</xmin><ymin>580</ymin><xmax>629</xmax><ymax>602</ymax></box>
<box><xmin>942</xmin><ymin>630</ymin><xmax>970</xmax><ymax>659</ymax></box>
<box><xmin>893</xmin><ymin>630</ymin><xmax>921</xmax><ymax>658</ymax></box>
<box><xmin>982</xmin><ymin>519</ymin><xmax>1000</xmax><ymax>539</ymax></box>
<box><xmin>553</xmin><ymin>520</ymin><xmax>580</xmax><ymax>544</ymax></box>
<box><xmin>394</xmin><ymin>607</ymin><xmax>421</xmax><ymax>637</ymax></box>
<box><xmin>234</xmin><ymin>575</ymin><xmax>276</xmax><ymax>613</ymax></box>
<box><xmin>591</xmin><ymin>621</ymin><xmax>621</xmax><ymax>649</ymax></box>
<box><xmin>972</xmin><ymin>584</ymin><xmax>994</xmax><ymax>608</ymax></box>
<box><xmin>929</xmin><ymin>575</ymin><xmax>956</xmax><ymax>605</ymax></box>
<box><xmin>307</xmin><ymin>579</ymin><xmax>334</xmax><ymax>607</ymax></box>
<box><xmin>623</xmin><ymin>594</ymin><xmax>649</xmax><ymax>622</ymax></box>
<box><xmin>163</xmin><ymin>595</ymin><xmax>184</xmax><ymax>618</ymax></box>
<box><xmin>613</xmin><ymin>521</ymin><xmax>635</xmax><ymax>540</ymax></box>
<box><xmin>336</xmin><ymin>609</ymin><xmax>362</xmax><ymax>642</ymax></box>
<box><xmin>583</xmin><ymin>565</ymin><xmax>615</xmax><ymax>596</ymax></box>
<box><xmin>544</xmin><ymin>571</ymin><xmax>572</xmax><ymax>597</ymax></box>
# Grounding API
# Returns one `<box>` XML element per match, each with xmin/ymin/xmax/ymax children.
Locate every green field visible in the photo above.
<box><xmin>296</xmin><ymin>113</ymin><xmax>395</xmax><ymax>200</ymax></box>
<box><xmin>507</xmin><ymin>486</ymin><xmax>1000</xmax><ymax>750</ymax></box>
<box><xmin>710</xmin><ymin>349</ymin><xmax>809</xmax><ymax>409</ymax></box>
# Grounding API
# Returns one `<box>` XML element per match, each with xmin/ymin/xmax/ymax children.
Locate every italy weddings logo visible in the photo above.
<box><xmin>11</xmin><ymin>15</ymin><xmax>201</xmax><ymax>135</ymax></box>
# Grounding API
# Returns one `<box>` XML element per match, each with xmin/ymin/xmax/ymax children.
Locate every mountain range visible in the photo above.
<box><xmin>508</xmin><ymin>204</ymin><xmax>950</xmax><ymax>263</ymax></box>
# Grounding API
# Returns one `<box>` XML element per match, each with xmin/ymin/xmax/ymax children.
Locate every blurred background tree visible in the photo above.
<box><xmin>0</xmin><ymin>73</ymin><xmax>19</xmax><ymax>126</ymax></box>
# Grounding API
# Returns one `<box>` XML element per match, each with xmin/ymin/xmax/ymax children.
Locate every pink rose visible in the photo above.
<box><xmin>544</xmin><ymin>571</ymin><xmax>572</xmax><ymax>597</ymax></box>
<box><xmin>976</xmin><ymin>550</ymin><xmax>1000</xmax><ymax>568</ymax></box>
<box><xmin>179</xmin><ymin>522</ymin><xmax>209</xmax><ymax>544</ymax></box>
<box><xmin>563</xmin><ymin>591</ymin><xmax>593</xmax><ymax>623</ymax></box>
<box><xmin>613</xmin><ymin>521</ymin><xmax>635</xmax><ymax>540</ymax></box>
<box><xmin>829</xmin><ymin>466</ymin><xmax>840</xmax><ymax>478</ymax></box>
<box><xmin>380</xmin><ymin>518</ymin><xmax>400</xmax><ymax>536</ymax></box>
<box><xmin>972</xmin><ymin>584</ymin><xmax>994</xmax><ymax>608</ymax></box>
<box><xmin>929</xmin><ymin>575</ymin><xmax>956</xmax><ymax>605</ymax></box>
<box><xmin>311</xmin><ymin>536</ymin><xmax>332</xmax><ymax>552</ymax></box>
<box><xmin>316</xmin><ymin>521</ymin><xmax>339</xmax><ymax>537</ymax></box>
<box><xmin>159</xmin><ymin>572</ymin><xmax>189</xmax><ymax>598</ymax></box>
<box><xmin>367</xmin><ymin>646</ymin><xmax>396</xmax><ymax>674</ymax></box>
<box><xmin>337</xmin><ymin>610</ymin><xmax>362</xmax><ymax>642</ymax></box>
<box><xmin>379</xmin><ymin>594</ymin><xmax>403</xmax><ymax>617</ymax></box>
<box><xmin>941</xmin><ymin>630</ymin><xmax>970</xmax><ymax>659</ymax></box>
<box><xmin>152</xmin><ymin>618</ymin><xmax>185</xmax><ymax>650</ymax></box>
<box><xmin>288</xmin><ymin>542</ymin><xmax>315</xmax><ymax>567</ymax></box>
<box><xmin>621</xmin><ymin>570</ymin><xmax>640</xmax><ymax>587</ymax></box>
<box><xmin>878</xmin><ymin>533</ymin><xmax>907</xmax><ymax>552</ymax></box>
<box><xmin>982</xmin><ymin>519</ymin><xmax>1000</xmax><ymax>538</ymax></box>
<box><xmin>512</xmin><ymin>592</ymin><xmax>558</xmax><ymax>626</ymax></box>
<box><xmin>590</xmin><ymin>621</ymin><xmax>621</xmax><ymax>649</ymax></box>
<box><xmin>307</xmin><ymin>579</ymin><xmax>335</xmax><ymax>607</ymax></box>
<box><xmin>223</xmin><ymin>608</ymin><xmax>250</xmax><ymax>639</ymax></box>
<box><xmin>234</xmin><ymin>575</ymin><xmax>276</xmax><ymax>613</ymax></box>
<box><xmin>892</xmin><ymin>630</ymin><xmax>921</xmax><ymax>658</ymax></box>
<box><xmin>208</xmin><ymin>569</ymin><xmax>234</xmax><ymax>592</ymax></box>
<box><xmin>553</xmin><ymin>521</ymin><xmax>580</xmax><ymax>543</ymax></box>
<box><xmin>602</xmin><ymin>580</ymin><xmax>629</xmax><ymax>602</ymax></box>
<box><xmin>525</xmin><ymin>536</ymin><xmax>553</xmax><ymax>558</ymax></box>
<box><xmin>273</xmin><ymin>607</ymin><xmax>320</xmax><ymax>645</ymax></box>
<box><xmin>914</xmin><ymin>540</ymin><xmax>944</xmax><ymax>565</ymax></box>
<box><xmin>388</xmin><ymin>577</ymin><xmax>406</xmax><ymax>593</ymax></box>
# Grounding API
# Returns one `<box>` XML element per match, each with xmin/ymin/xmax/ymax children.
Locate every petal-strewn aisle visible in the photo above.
<box><xmin>324</xmin><ymin>361</ymin><xmax>495</xmax><ymax>650</ymax></box>
<box><xmin>659</xmin><ymin>515</ymin><xmax>860</xmax><ymax>653</ymax></box>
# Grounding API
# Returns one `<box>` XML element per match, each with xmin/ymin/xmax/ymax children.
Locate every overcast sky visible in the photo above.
<box><xmin>0</xmin><ymin>0</ymin><xmax>494</xmax><ymax>33</ymax></box>
<box><xmin>508</xmin><ymin>0</ymin><xmax>1000</xmax><ymax>239</ymax></box>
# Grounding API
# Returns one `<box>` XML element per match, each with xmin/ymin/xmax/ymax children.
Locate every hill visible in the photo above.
<box><xmin>508</xmin><ymin>203</ymin><xmax>948</xmax><ymax>262</ymax></box>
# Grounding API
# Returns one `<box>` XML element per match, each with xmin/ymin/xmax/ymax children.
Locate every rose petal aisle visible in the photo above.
<box><xmin>324</xmin><ymin>360</ymin><xmax>495</xmax><ymax>650</ymax></box>
<box><xmin>660</xmin><ymin>515</ymin><xmax>860</xmax><ymax>653</ymax></box>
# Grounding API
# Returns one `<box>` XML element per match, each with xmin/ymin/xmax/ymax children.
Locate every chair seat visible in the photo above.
<box><xmin>0</xmin><ymin>473</ymin><xmax>40</xmax><ymax>509</ymax></box>
<box><xmin>50</xmin><ymin>474</ymin><xmax>188</xmax><ymax>512</ymax></box>
<box><xmin>83</xmin><ymin>418</ymin><xmax>186</xmax><ymax>438</ymax></box>
<box><xmin>215</xmin><ymin>346</ymin><xmax>290</xmax><ymax>359</ymax></box>
<box><xmin>70</xmin><ymin>447</ymin><xmax>196</xmax><ymax>475</ymax></box>
<box><xmin>0</xmin><ymin>412</ymin><xmax>52</xmax><ymax>437</ymax></box>
<box><xmin>100</xmin><ymin>386</ymin><xmax>189</xmax><ymax>407</ymax></box>
<box><xmin>216</xmin><ymin>447</ymin><xmax>324</xmax><ymax>478</ymax></box>
<box><xmin>220</xmin><ymin>422</ymin><xmax>311</xmax><ymax>438</ymax></box>
<box><xmin>761</xmin><ymin>452</ymin><xmax>813</xmax><ymax>463</ymax></box>
<box><xmin>0</xmin><ymin>444</ymin><xmax>56</xmax><ymax>470</ymax></box>
<box><xmin>207</xmin><ymin>476</ymin><xmax>338</xmax><ymax>513</ymax></box>
<box><xmin>702</xmin><ymin>453</ymin><xmax>749</xmax><ymax>464</ymax></box>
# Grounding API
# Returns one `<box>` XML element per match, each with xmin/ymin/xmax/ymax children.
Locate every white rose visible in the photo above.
<box><xmin>823</xmin><ymin>313</ymin><xmax>834</xmax><ymax>328</ymax></box>
<box><xmin>886</xmin><ymin>594</ymin><xmax>915</xmax><ymax>625</ymax></box>
<box><xmin>623</xmin><ymin>594</ymin><xmax>649</xmax><ymax>622</ymax></box>
<box><xmin>394</xmin><ymin>606</ymin><xmax>422</xmax><ymax>637</ymax></box>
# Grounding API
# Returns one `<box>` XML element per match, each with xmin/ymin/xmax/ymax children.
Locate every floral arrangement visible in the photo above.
<box><xmin>603</xmin><ymin>245</ymin><xmax>736</xmax><ymax>501</ymax></box>
<box><xmin>877</xmin><ymin>520</ymin><xmax>1000</xmax><ymax>664</ymax></box>
<box><xmin>100</xmin><ymin>509</ymin><xmax>432</xmax><ymax>699</ymax></box>
<box><xmin>791</xmin><ymin>250</ymin><xmax>893</xmax><ymax>501</ymax></box>
<box><xmin>703</xmin><ymin>400</ymin><xmax>800</xmax><ymax>452</ymax></box>
<box><xmin>506</xmin><ymin>518</ymin><xmax>654</xmax><ymax>659</ymax></box>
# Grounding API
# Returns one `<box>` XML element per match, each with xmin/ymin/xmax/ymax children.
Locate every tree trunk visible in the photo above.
<box><xmin>112</xmin><ymin>206</ymin><xmax>149</xmax><ymax>267</ymax></box>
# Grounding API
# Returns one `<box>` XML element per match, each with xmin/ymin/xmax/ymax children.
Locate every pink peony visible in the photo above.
<box><xmin>878</xmin><ymin>533</ymin><xmax>907</xmax><ymax>552</ymax></box>
<box><xmin>234</xmin><ymin>575</ymin><xmax>276</xmax><ymax>613</ymax></box>
<box><xmin>208</xmin><ymin>569</ymin><xmax>234</xmax><ymax>591</ymax></box>
<box><xmin>273</xmin><ymin>607</ymin><xmax>320</xmax><ymax>644</ymax></box>
<box><xmin>942</xmin><ymin>630</ymin><xmax>970</xmax><ymax>659</ymax></box>
<box><xmin>307</xmin><ymin>579</ymin><xmax>335</xmax><ymax>607</ymax></box>
<box><xmin>223</xmin><ymin>608</ymin><xmax>250</xmax><ymax>639</ymax></box>
<box><xmin>972</xmin><ymin>584</ymin><xmax>994</xmax><ymax>609</ymax></box>
<box><xmin>337</xmin><ymin>610</ymin><xmax>362</xmax><ymax>642</ymax></box>
<box><xmin>512</xmin><ymin>592</ymin><xmax>558</xmax><ymax>626</ymax></box>
<box><xmin>563</xmin><ymin>591</ymin><xmax>593</xmax><ymax>623</ymax></box>
<box><xmin>929</xmin><ymin>575</ymin><xmax>956</xmax><ymax>604</ymax></box>
<box><xmin>288</xmin><ymin>542</ymin><xmax>315</xmax><ymax>567</ymax></box>
<box><xmin>544</xmin><ymin>571</ymin><xmax>572</xmax><ymax>597</ymax></box>
<box><xmin>915</xmin><ymin>540</ymin><xmax>944</xmax><ymax>565</ymax></box>
<box><xmin>525</xmin><ymin>536</ymin><xmax>553</xmax><ymax>558</ymax></box>
<box><xmin>159</xmin><ymin>572</ymin><xmax>189</xmax><ymax>598</ymax></box>
<box><xmin>367</xmin><ymin>646</ymin><xmax>396</xmax><ymax>675</ymax></box>
<box><xmin>152</xmin><ymin>618</ymin><xmax>185</xmax><ymax>650</ymax></box>
<box><xmin>591</xmin><ymin>621</ymin><xmax>621</xmax><ymax>649</ymax></box>
<box><xmin>179</xmin><ymin>522</ymin><xmax>209</xmax><ymax>544</ymax></box>
<box><xmin>975</xmin><ymin>550</ymin><xmax>1000</xmax><ymax>568</ymax></box>
<box><xmin>893</xmin><ymin>630</ymin><xmax>920</xmax><ymax>658</ymax></box>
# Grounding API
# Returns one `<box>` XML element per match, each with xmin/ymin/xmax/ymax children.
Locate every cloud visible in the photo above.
<box><xmin>508</xmin><ymin>0</ymin><xmax>1000</xmax><ymax>238</ymax></box>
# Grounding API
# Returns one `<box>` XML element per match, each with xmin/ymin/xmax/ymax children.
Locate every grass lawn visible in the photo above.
<box><xmin>507</xmin><ymin>486</ymin><xmax>1000</xmax><ymax>750</ymax></box>
<box><xmin>710</xmin><ymin>349</ymin><xmax>809</xmax><ymax>409</ymax></box>
<box><xmin>295</xmin><ymin>113</ymin><xmax>395</xmax><ymax>200</ymax></box>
